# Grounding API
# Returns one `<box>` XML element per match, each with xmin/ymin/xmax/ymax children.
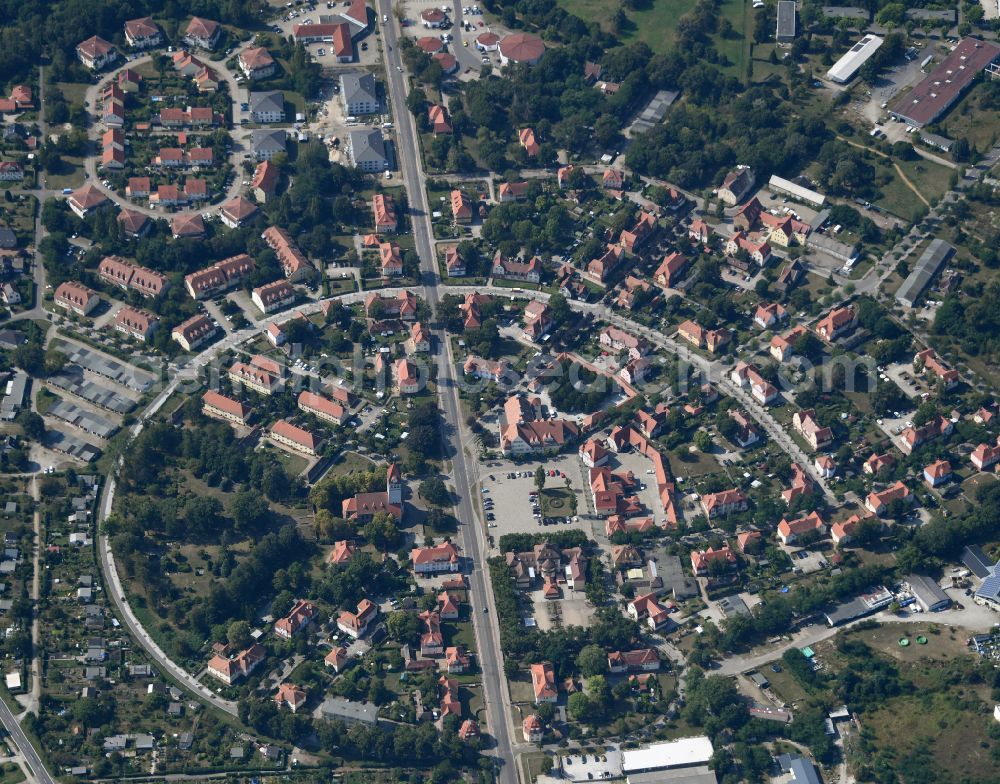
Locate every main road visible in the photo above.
<box><xmin>0</xmin><ymin>694</ymin><xmax>54</xmax><ymax>784</ymax></box>
<box><xmin>375</xmin><ymin>6</ymin><xmax>520</xmax><ymax>782</ymax></box>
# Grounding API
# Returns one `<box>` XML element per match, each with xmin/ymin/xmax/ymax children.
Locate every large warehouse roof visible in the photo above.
<box><xmin>895</xmin><ymin>238</ymin><xmax>954</xmax><ymax>307</ymax></box>
<box><xmin>890</xmin><ymin>38</ymin><xmax>1000</xmax><ymax>126</ymax></box>
<box><xmin>827</xmin><ymin>34</ymin><xmax>883</xmax><ymax>83</ymax></box>
<box><xmin>622</xmin><ymin>737</ymin><xmax>714</xmax><ymax>773</ymax></box>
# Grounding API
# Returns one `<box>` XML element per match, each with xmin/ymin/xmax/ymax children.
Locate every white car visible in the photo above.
<box><xmin>383</xmin><ymin>14</ymin><xmax>388</xmax><ymax>22</ymax></box>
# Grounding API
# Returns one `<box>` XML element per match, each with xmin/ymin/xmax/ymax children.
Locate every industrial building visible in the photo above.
<box><xmin>824</xmin><ymin>586</ymin><xmax>893</xmax><ymax>625</ymax></box>
<box><xmin>906</xmin><ymin>573</ymin><xmax>951</xmax><ymax>612</ymax></box>
<box><xmin>827</xmin><ymin>34</ymin><xmax>884</xmax><ymax>83</ymax></box>
<box><xmin>776</xmin><ymin>1</ymin><xmax>797</xmax><ymax>42</ymax></box>
<box><xmin>895</xmin><ymin>238</ymin><xmax>954</xmax><ymax>308</ymax></box>
<box><xmin>890</xmin><ymin>38</ymin><xmax>1000</xmax><ymax>126</ymax></box>
<box><xmin>621</xmin><ymin>737</ymin><xmax>714</xmax><ymax>775</ymax></box>
<box><xmin>769</xmin><ymin>175</ymin><xmax>826</xmax><ymax>207</ymax></box>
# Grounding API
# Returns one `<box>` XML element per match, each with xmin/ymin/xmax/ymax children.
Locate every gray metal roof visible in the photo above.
<box><xmin>0</xmin><ymin>370</ymin><xmax>28</xmax><ymax>420</ymax></box>
<box><xmin>340</xmin><ymin>72</ymin><xmax>377</xmax><ymax>106</ymax></box>
<box><xmin>48</xmin><ymin>399</ymin><xmax>119</xmax><ymax>439</ymax></box>
<box><xmin>348</xmin><ymin>128</ymin><xmax>386</xmax><ymax>164</ymax></box>
<box><xmin>895</xmin><ymin>238</ymin><xmax>953</xmax><ymax>307</ymax></box>
<box><xmin>777</xmin><ymin>754</ymin><xmax>823</xmax><ymax>784</ymax></box>
<box><xmin>251</xmin><ymin>129</ymin><xmax>287</xmax><ymax>154</ymax></box>
<box><xmin>907</xmin><ymin>573</ymin><xmax>950</xmax><ymax>610</ymax></box>
<box><xmin>250</xmin><ymin>90</ymin><xmax>284</xmax><ymax>116</ymax></box>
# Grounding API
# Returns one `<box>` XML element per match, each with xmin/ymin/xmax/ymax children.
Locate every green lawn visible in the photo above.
<box><xmin>557</xmin><ymin>0</ymin><xmax>692</xmax><ymax>53</ymax></box>
<box><xmin>0</xmin><ymin>762</ymin><xmax>25</xmax><ymax>784</ymax></box>
<box><xmin>874</xmin><ymin>157</ymin><xmax>952</xmax><ymax>221</ymax></box>
<box><xmin>539</xmin><ymin>486</ymin><xmax>577</xmax><ymax>517</ymax></box>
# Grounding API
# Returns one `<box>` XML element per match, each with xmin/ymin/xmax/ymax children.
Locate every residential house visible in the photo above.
<box><xmin>372</xmin><ymin>193</ymin><xmax>397</xmax><ymax>233</ymax></box>
<box><xmin>865</xmin><ymin>481</ymin><xmax>910</xmax><ymax>516</ymax></box>
<box><xmin>450</xmin><ymin>190</ymin><xmax>473</xmax><ymax>224</ymax></box>
<box><xmin>270</xmin><ymin>420</ymin><xmax>322</xmax><ymax>456</ymax></box>
<box><xmin>219</xmin><ymin>195</ymin><xmax>258</xmax><ymax>228</ymax></box>
<box><xmin>700</xmin><ymin>489</ymin><xmax>747</xmax><ymax>519</ymax></box>
<box><xmin>340</xmin><ymin>72</ymin><xmax>379</xmax><ymax>114</ymax></box>
<box><xmin>913</xmin><ymin>348</ymin><xmax>959</xmax><ymax>390</ymax></box>
<box><xmin>54</xmin><ymin>282</ymin><xmax>100</xmax><ymax>316</ymax></box>
<box><xmin>77</xmin><ymin>36</ymin><xmax>118</xmax><ymax>70</ymax></box>
<box><xmin>530</xmin><ymin>662</ymin><xmax>557</xmax><ymax>703</ymax></box>
<box><xmin>518</xmin><ymin>128</ymin><xmax>540</xmax><ymax>157</ymax></box>
<box><xmin>251</xmin><ymin>160</ymin><xmax>280</xmax><ymax>203</ymax></box>
<box><xmin>113</xmin><ymin>306</ymin><xmax>159</xmax><ymax>342</ymax></box>
<box><xmin>274</xmin><ymin>600</ymin><xmax>317</xmax><ymax>639</ymax></box>
<box><xmin>492</xmin><ymin>252</ymin><xmax>542</xmax><ymax>283</ymax></box>
<box><xmin>184</xmin><ymin>17</ymin><xmax>222</xmax><ymax>49</ymax></box>
<box><xmin>201</xmin><ymin>391</ymin><xmax>249</xmax><ymax>426</ymax></box>
<box><xmin>251</xmin><ymin>280</ymin><xmax>296</xmax><ymax>314</ymax></box>
<box><xmin>184</xmin><ymin>254</ymin><xmax>255</xmax><ymax>299</ymax></box>
<box><xmin>777</xmin><ymin>512</ymin><xmax>827</xmax><ymax>545</ymax></box>
<box><xmin>412</xmin><ymin>542</ymin><xmax>461</xmax><ymax>574</ymax></box>
<box><xmin>924</xmin><ymin>459</ymin><xmax>952</xmax><ymax>487</ymax></box>
<box><xmin>653</xmin><ymin>251</ymin><xmax>689</xmax><ymax>288</ymax></box>
<box><xmin>337</xmin><ymin>599</ymin><xmax>378</xmax><ymax>639</ymax></box>
<box><xmin>816</xmin><ymin>306</ymin><xmax>856</xmax><ymax>342</ymax></box>
<box><xmin>346</xmin><ymin>128</ymin><xmax>387</xmax><ymax>171</ymax></box>
<box><xmin>428</xmin><ymin>104</ymin><xmax>452</xmax><ymax>134</ymax></box>
<box><xmin>249</xmin><ymin>91</ymin><xmax>285</xmax><ymax>123</ymax></box>
<box><xmin>124</xmin><ymin>17</ymin><xmax>162</xmax><ymax>48</ymax></box>
<box><xmin>239</xmin><ymin>47</ymin><xmax>277</xmax><ymax>80</ymax></box>
<box><xmin>793</xmin><ymin>409</ymin><xmax>833</xmax><ymax>450</ymax></box>
<box><xmin>718</xmin><ymin>165</ymin><xmax>755</xmax><ymax>205</ymax></box>
<box><xmin>171</xmin><ymin>314</ymin><xmax>217</xmax><ymax>352</ymax></box>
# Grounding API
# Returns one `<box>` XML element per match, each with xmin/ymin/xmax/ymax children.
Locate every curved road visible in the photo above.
<box><xmin>80</xmin><ymin>49</ymin><xmax>250</xmax><ymax>219</ymax></box>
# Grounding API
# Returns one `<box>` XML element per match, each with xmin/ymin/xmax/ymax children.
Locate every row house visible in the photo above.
<box><xmin>207</xmin><ymin>644</ymin><xmax>265</xmax><ymax>685</ymax></box>
<box><xmin>620</xmin><ymin>212</ymin><xmax>657</xmax><ymax>254</ymax></box>
<box><xmin>201</xmin><ymin>391</ymin><xmax>250</xmax><ymax>426</ymax></box>
<box><xmin>298</xmin><ymin>391</ymin><xmax>347</xmax><ymax>426</ymax></box>
<box><xmin>184</xmin><ymin>254</ymin><xmax>255</xmax><ymax>299</ymax></box>
<box><xmin>98</xmin><ymin>256</ymin><xmax>167</xmax><ymax>298</ymax></box>
<box><xmin>899</xmin><ymin>416</ymin><xmax>953</xmax><ymax>454</ymax></box>
<box><xmin>228</xmin><ymin>361</ymin><xmax>282</xmax><ymax>396</ymax></box>
<box><xmin>262</xmin><ymin>226</ymin><xmax>314</xmax><ymax>283</ymax></box>
<box><xmin>677</xmin><ymin>319</ymin><xmax>730</xmax><ymax>353</ymax></box>
<box><xmin>777</xmin><ymin>511</ymin><xmax>827</xmax><ymax>545</ymax></box>
<box><xmin>372</xmin><ymin>193</ymin><xmax>397</xmax><ymax>233</ymax></box>
<box><xmin>730</xmin><ymin>362</ymin><xmax>779</xmax><ymax>405</ymax></box>
<box><xmin>492</xmin><ymin>252</ymin><xmax>541</xmax><ymax>284</ymax></box>
<box><xmin>365</xmin><ymin>290</ymin><xmax>417</xmax><ymax>321</ymax></box>
<box><xmin>270</xmin><ymin>420</ymin><xmax>322</xmax><ymax>457</ymax></box>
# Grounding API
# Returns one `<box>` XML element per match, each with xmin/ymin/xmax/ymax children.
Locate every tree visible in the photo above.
<box><xmin>228</xmin><ymin>490</ymin><xmax>271</xmax><ymax>534</ymax></box>
<box><xmin>694</xmin><ymin>431</ymin><xmax>713</xmax><ymax>452</ymax></box>
<box><xmin>386</xmin><ymin>610</ymin><xmax>419</xmax><ymax>643</ymax></box>
<box><xmin>363</xmin><ymin>513</ymin><xmax>400</xmax><ymax>550</ymax></box>
<box><xmin>418</xmin><ymin>477</ymin><xmax>450</xmax><ymax>507</ymax></box>
<box><xmin>227</xmin><ymin>620</ymin><xmax>251</xmax><ymax>649</ymax></box>
<box><xmin>567</xmin><ymin>691</ymin><xmax>592</xmax><ymax>722</ymax></box>
<box><xmin>576</xmin><ymin>644</ymin><xmax>607</xmax><ymax>678</ymax></box>
<box><xmin>16</xmin><ymin>410</ymin><xmax>44</xmax><ymax>441</ymax></box>
<box><xmin>534</xmin><ymin>466</ymin><xmax>546</xmax><ymax>493</ymax></box>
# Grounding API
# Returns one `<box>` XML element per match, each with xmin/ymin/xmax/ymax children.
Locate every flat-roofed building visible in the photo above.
<box><xmin>827</xmin><ymin>34</ymin><xmax>884</xmax><ymax>83</ymax></box>
<box><xmin>776</xmin><ymin>1</ymin><xmax>797</xmax><ymax>42</ymax></box>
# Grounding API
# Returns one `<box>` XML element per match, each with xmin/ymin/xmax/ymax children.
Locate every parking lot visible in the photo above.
<box><xmin>478</xmin><ymin>453</ymin><xmax>589</xmax><ymax>539</ymax></box>
<box><xmin>525</xmin><ymin>588</ymin><xmax>594</xmax><ymax>631</ymax></box>
<box><xmin>399</xmin><ymin>0</ymin><xmax>497</xmax><ymax>77</ymax></box>
<box><xmin>269</xmin><ymin>1</ymin><xmax>384</xmax><ymax>69</ymax></box>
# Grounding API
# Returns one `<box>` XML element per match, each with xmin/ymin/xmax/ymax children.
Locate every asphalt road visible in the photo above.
<box><xmin>0</xmin><ymin>695</ymin><xmax>54</xmax><ymax>784</ymax></box>
<box><xmin>375</xmin><ymin>4</ymin><xmax>519</xmax><ymax>780</ymax></box>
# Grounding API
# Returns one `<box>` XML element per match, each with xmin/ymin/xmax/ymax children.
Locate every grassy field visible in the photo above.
<box><xmin>557</xmin><ymin>0</ymin><xmax>747</xmax><ymax>57</ymax></box>
<box><xmin>938</xmin><ymin>85</ymin><xmax>1000</xmax><ymax>153</ymax></box>
<box><xmin>875</xmin><ymin>157</ymin><xmax>953</xmax><ymax>221</ymax></box>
